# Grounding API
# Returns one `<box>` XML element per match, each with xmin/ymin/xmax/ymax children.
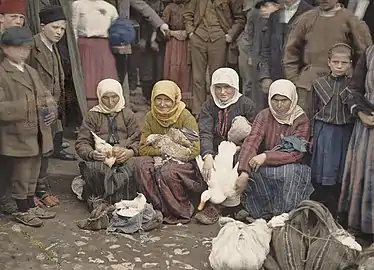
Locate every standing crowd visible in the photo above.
<box><xmin>0</xmin><ymin>0</ymin><xmax>373</xmax><ymax>247</ymax></box>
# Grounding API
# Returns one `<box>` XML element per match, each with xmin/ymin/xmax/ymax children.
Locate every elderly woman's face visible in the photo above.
<box><xmin>154</xmin><ymin>94</ymin><xmax>174</xmax><ymax>113</ymax></box>
<box><xmin>101</xmin><ymin>92</ymin><xmax>120</xmax><ymax>109</ymax></box>
<box><xmin>214</xmin><ymin>84</ymin><xmax>236</xmax><ymax>103</ymax></box>
<box><xmin>271</xmin><ymin>94</ymin><xmax>292</xmax><ymax>114</ymax></box>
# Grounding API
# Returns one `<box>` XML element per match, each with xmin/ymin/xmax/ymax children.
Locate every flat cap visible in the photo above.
<box><xmin>0</xmin><ymin>26</ymin><xmax>33</xmax><ymax>46</ymax></box>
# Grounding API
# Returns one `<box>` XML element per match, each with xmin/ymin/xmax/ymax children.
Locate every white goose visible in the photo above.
<box><xmin>196</xmin><ymin>141</ymin><xmax>239</xmax><ymax>211</ymax></box>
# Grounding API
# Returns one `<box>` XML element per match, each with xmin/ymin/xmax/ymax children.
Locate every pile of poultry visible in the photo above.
<box><xmin>146</xmin><ymin>127</ymin><xmax>199</xmax><ymax>162</ymax></box>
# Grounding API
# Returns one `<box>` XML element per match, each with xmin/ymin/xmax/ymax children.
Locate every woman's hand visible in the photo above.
<box><xmin>202</xmin><ymin>154</ymin><xmax>214</xmax><ymax>182</ymax></box>
<box><xmin>91</xmin><ymin>150</ymin><xmax>106</xmax><ymax>161</ymax></box>
<box><xmin>172</xmin><ymin>30</ymin><xmax>187</xmax><ymax>41</ymax></box>
<box><xmin>116</xmin><ymin>149</ymin><xmax>134</xmax><ymax>164</ymax></box>
<box><xmin>358</xmin><ymin>111</ymin><xmax>374</xmax><ymax>128</ymax></box>
<box><xmin>248</xmin><ymin>153</ymin><xmax>267</xmax><ymax>172</ymax></box>
<box><xmin>112</xmin><ymin>146</ymin><xmax>125</xmax><ymax>157</ymax></box>
<box><xmin>235</xmin><ymin>172</ymin><xmax>249</xmax><ymax>194</ymax></box>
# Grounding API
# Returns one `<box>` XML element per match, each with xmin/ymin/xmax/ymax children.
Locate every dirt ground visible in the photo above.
<box><xmin>0</xmin><ymin>155</ymin><xmax>219</xmax><ymax>270</ymax></box>
<box><xmin>0</xmin><ymin>91</ymin><xmax>219</xmax><ymax>270</ymax></box>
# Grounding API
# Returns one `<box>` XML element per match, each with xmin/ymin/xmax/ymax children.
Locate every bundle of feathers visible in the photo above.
<box><xmin>146</xmin><ymin>128</ymin><xmax>199</xmax><ymax>162</ymax></box>
<box><xmin>227</xmin><ymin>116</ymin><xmax>252</xmax><ymax>145</ymax></box>
<box><xmin>91</xmin><ymin>131</ymin><xmax>116</xmax><ymax>168</ymax></box>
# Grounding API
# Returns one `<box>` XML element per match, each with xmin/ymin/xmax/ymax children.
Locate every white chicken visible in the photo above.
<box><xmin>196</xmin><ymin>141</ymin><xmax>240</xmax><ymax>211</ymax></box>
<box><xmin>90</xmin><ymin>131</ymin><xmax>116</xmax><ymax>168</ymax></box>
<box><xmin>114</xmin><ymin>193</ymin><xmax>147</xmax><ymax>217</ymax></box>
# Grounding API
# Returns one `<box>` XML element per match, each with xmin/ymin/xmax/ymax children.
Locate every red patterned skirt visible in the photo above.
<box><xmin>133</xmin><ymin>156</ymin><xmax>205</xmax><ymax>224</ymax></box>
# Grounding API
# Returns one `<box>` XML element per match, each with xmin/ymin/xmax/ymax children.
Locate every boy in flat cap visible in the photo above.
<box><xmin>28</xmin><ymin>5</ymin><xmax>75</xmax><ymax>208</ymax></box>
<box><xmin>0</xmin><ymin>0</ymin><xmax>26</xmax><ymax>215</ymax></box>
<box><xmin>0</xmin><ymin>26</ymin><xmax>57</xmax><ymax>227</ymax></box>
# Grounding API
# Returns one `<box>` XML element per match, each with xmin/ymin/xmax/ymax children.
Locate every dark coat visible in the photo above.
<box><xmin>259</xmin><ymin>0</ymin><xmax>312</xmax><ymax>81</ymax></box>
<box><xmin>25</xmin><ymin>0</ymin><xmax>87</xmax><ymax>115</ymax></box>
<box><xmin>29</xmin><ymin>34</ymin><xmax>65</xmax><ymax>134</ymax></box>
<box><xmin>29</xmin><ymin>34</ymin><xmax>65</xmax><ymax>103</ymax></box>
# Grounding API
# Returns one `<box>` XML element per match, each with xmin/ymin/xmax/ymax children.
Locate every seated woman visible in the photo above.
<box><xmin>75</xmin><ymin>79</ymin><xmax>141</xmax><ymax>209</ymax></box>
<box><xmin>235</xmin><ymin>79</ymin><xmax>314</xmax><ymax>219</ymax></box>
<box><xmin>133</xmin><ymin>80</ymin><xmax>205</xmax><ymax>224</ymax></box>
<box><xmin>195</xmin><ymin>67</ymin><xmax>256</xmax><ymax>225</ymax></box>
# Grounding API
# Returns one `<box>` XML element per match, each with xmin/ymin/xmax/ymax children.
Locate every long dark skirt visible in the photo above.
<box><xmin>311</xmin><ymin>120</ymin><xmax>353</xmax><ymax>186</ymax></box>
<box><xmin>133</xmin><ymin>156</ymin><xmax>206</xmax><ymax>224</ymax></box>
<box><xmin>338</xmin><ymin>120</ymin><xmax>374</xmax><ymax>234</ymax></box>
<box><xmin>79</xmin><ymin>160</ymin><xmax>136</xmax><ymax>206</ymax></box>
<box><xmin>242</xmin><ymin>163</ymin><xmax>314</xmax><ymax>219</ymax></box>
<box><xmin>77</xmin><ymin>37</ymin><xmax>118</xmax><ymax>108</ymax></box>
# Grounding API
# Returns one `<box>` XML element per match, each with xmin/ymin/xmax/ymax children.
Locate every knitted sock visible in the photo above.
<box><xmin>15</xmin><ymin>199</ymin><xmax>29</xmax><ymax>212</ymax></box>
<box><xmin>27</xmin><ymin>196</ymin><xmax>36</xmax><ymax>208</ymax></box>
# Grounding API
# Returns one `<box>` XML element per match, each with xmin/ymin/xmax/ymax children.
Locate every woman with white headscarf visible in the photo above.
<box><xmin>195</xmin><ymin>68</ymin><xmax>256</xmax><ymax>225</ymax></box>
<box><xmin>75</xmin><ymin>79</ymin><xmax>141</xmax><ymax>212</ymax></box>
<box><xmin>235</xmin><ymin>79</ymin><xmax>314</xmax><ymax>220</ymax></box>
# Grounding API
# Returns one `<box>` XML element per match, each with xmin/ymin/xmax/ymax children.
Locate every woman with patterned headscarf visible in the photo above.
<box><xmin>235</xmin><ymin>79</ymin><xmax>314</xmax><ymax>221</ymax></box>
<box><xmin>133</xmin><ymin>80</ymin><xmax>205</xmax><ymax>224</ymax></box>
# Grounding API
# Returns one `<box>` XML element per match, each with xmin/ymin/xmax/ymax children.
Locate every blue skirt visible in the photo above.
<box><xmin>242</xmin><ymin>163</ymin><xmax>313</xmax><ymax>219</ymax></box>
<box><xmin>311</xmin><ymin>120</ymin><xmax>353</xmax><ymax>186</ymax></box>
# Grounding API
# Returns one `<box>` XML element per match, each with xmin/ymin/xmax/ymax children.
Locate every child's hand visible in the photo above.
<box><xmin>173</xmin><ymin>30</ymin><xmax>187</xmax><ymax>41</ymax></box>
<box><xmin>139</xmin><ymin>38</ymin><xmax>146</xmax><ymax>49</ymax></box>
<box><xmin>358</xmin><ymin>111</ymin><xmax>374</xmax><ymax>128</ymax></box>
<box><xmin>150</xmin><ymin>41</ymin><xmax>159</xmax><ymax>52</ymax></box>
<box><xmin>44</xmin><ymin>111</ymin><xmax>56</xmax><ymax>126</ymax></box>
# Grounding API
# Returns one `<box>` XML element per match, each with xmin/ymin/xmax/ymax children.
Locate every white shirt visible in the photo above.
<box><xmin>71</xmin><ymin>0</ymin><xmax>119</xmax><ymax>40</ymax></box>
<box><xmin>8</xmin><ymin>59</ymin><xmax>25</xmax><ymax>72</ymax></box>
<box><xmin>40</xmin><ymin>33</ymin><xmax>53</xmax><ymax>52</ymax></box>
<box><xmin>282</xmin><ymin>0</ymin><xmax>301</xmax><ymax>23</ymax></box>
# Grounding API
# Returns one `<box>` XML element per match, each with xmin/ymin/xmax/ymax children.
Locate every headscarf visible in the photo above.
<box><xmin>210</xmin><ymin>67</ymin><xmax>242</xmax><ymax>109</ymax></box>
<box><xmin>90</xmin><ymin>79</ymin><xmax>125</xmax><ymax>114</ymax></box>
<box><xmin>151</xmin><ymin>80</ymin><xmax>186</xmax><ymax>127</ymax></box>
<box><xmin>268</xmin><ymin>79</ymin><xmax>304</xmax><ymax>125</ymax></box>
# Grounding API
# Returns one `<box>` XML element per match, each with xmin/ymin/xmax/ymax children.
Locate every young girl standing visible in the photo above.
<box><xmin>162</xmin><ymin>0</ymin><xmax>190</xmax><ymax>109</ymax></box>
<box><xmin>311</xmin><ymin>43</ymin><xmax>354</xmax><ymax>217</ymax></box>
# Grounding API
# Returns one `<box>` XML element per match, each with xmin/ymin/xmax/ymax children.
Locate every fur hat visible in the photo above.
<box><xmin>39</xmin><ymin>5</ymin><xmax>66</xmax><ymax>25</ymax></box>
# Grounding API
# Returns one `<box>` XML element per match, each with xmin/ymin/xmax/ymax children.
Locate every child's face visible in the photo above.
<box><xmin>259</xmin><ymin>3</ymin><xmax>279</xmax><ymax>18</ymax></box>
<box><xmin>2</xmin><ymin>45</ymin><xmax>31</xmax><ymax>64</ymax></box>
<box><xmin>328</xmin><ymin>53</ymin><xmax>351</xmax><ymax>77</ymax></box>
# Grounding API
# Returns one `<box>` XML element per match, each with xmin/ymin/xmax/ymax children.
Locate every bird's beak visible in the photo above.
<box><xmin>197</xmin><ymin>201</ymin><xmax>206</xmax><ymax>211</ymax></box>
